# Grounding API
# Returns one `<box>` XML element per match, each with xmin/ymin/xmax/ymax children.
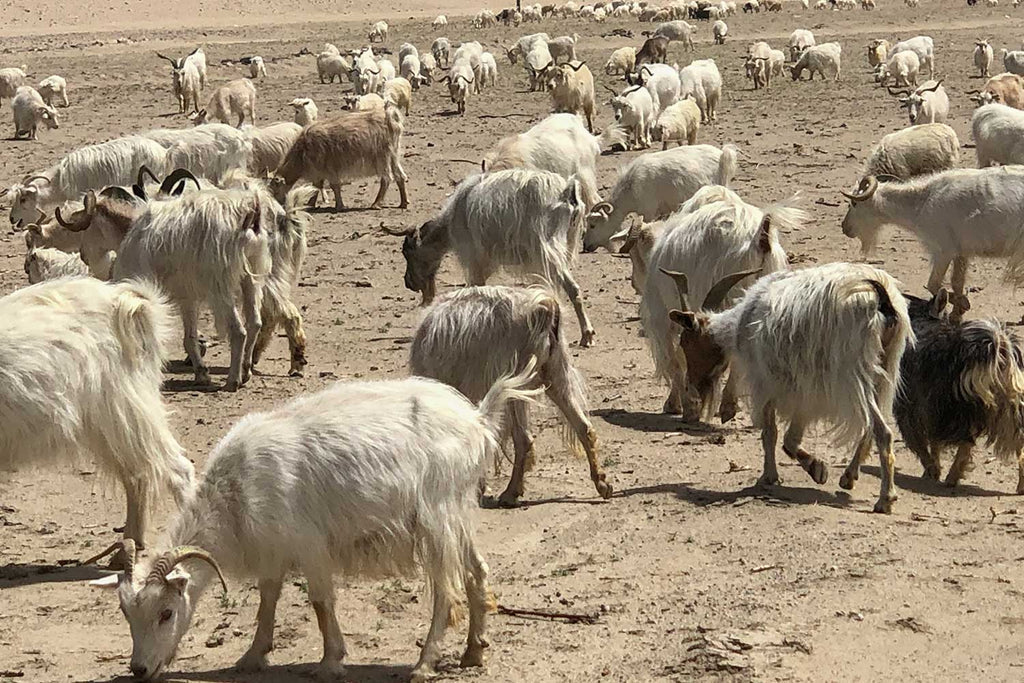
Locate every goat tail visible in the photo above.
<box><xmin>865</xmin><ymin>275</ymin><xmax>914</xmax><ymax>419</ymax></box>
<box><xmin>476</xmin><ymin>355</ymin><xmax>545</xmax><ymax>443</ymax></box>
<box><xmin>716</xmin><ymin>143</ymin><xmax>739</xmax><ymax>188</ymax></box>
<box><xmin>964</xmin><ymin>322</ymin><xmax>1024</xmax><ymax>460</ymax></box>
<box><xmin>112</xmin><ymin>278</ymin><xmax>176</xmax><ymax>370</ymax></box>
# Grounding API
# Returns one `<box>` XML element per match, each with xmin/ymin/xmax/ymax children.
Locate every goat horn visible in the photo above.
<box><xmin>965</xmin><ymin>89</ymin><xmax>981</xmax><ymax>95</ymax></box>
<box><xmin>54</xmin><ymin>192</ymin><xmax>94</xmax><ymax>231</ymax></box>
<box><xmin>99</xmin><ymin>186</ymin><xmax>137</xmax><ymax>203</ymax></box>
<box><xmin>840</xmin><ymin>175</ymin><xmax>879</xmax><ymax>202</ymax></box>
<box><xmin>188</xmin><ymin>47</ymin><xmax>200</xmax><ymax>56</ymax></box>
<box><xmin>159</xmin><ymin>168</ymin><xmax>200</xmax><ymax>195</ymax></box>
<box><xmin>660</xmin><ymin>268</ymin><xmax>692</xmax><ymax>311</ymax></box>
<box><xmin>155</xmin><ymin>52</ymin><xmax>178</xmax><ymax>65</ymax></box>
<box><xmin>918</xmin><ymin>79</ymin><xmax>943</xmax><ymax>93</ymax></box>
<box><xmin>702</xmin><ymin>269</ymin><xmax>760</xmax><ymax>310</ymax></box>
<box><xmin>23</xmin><ymin>174</ymin><xmax>50</xmax><ymax>185</ymax></box>
<box><xmin>0</xmin><ymin>188</ymin><xmax>8</xmax><ymax>197</ymax></box>
<box><xmin>887</xmin><ymin>86</ymin><xmax>910</xmax><ymax>96</ymax></box>
<box><xmin>567</xmin><ymin>61</ymin><xmax>587</xmax><ymax>71</ymax></box>
<box><xmin>603</xmin><ymin>84</ymin><xmax>619</xmax><ymax>95</ymax></box>
<box><xmin>381</xmin><ymin>224</ymin><xmax>415</xmax><ymax>236</ymax></box>
<box><xmin>147</xmin><ymin>546</ymin><xmax>228</xmax><ymax>594</ymax></box>
<box><xmin>80</xmin><ymin>538</ymin><xmax>137</xmax><ymax>582</ymax></box>
<box><xmin>137</xmin><ymin>165</ymin><xmax>160</xmax><ymax>188</ymax></box>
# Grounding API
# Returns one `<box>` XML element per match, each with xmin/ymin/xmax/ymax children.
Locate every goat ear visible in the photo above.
<box><xmin>165</xmin><ymin>567</ymin><xmax>190</xmax><ymax>595</ymax></box>
<box><xmin>757</xmin><ymin>215</ymin><xmax>772</xmax><ymax>252</ymax></box>
<box><xmin>89</xmin><ymin>574</ymin><xmax>122</xmax><ymax>589</ymax></box>
<box><xmin>668</xmin><ymin>309</ymin><xmax>700</xmax><ymax>332</ymax></box>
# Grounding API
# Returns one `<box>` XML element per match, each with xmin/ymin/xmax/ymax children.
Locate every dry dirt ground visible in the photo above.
<box><xmin>4</xmin><ymin>2</ymin><xmax>1024</xmax><ymax>682</ymax></box>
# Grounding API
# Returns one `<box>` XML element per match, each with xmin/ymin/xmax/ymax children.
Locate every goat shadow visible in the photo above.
<box><xmin>87</xmin><ymin>662</ymin><xmax>411</xmax><ymax>683</ymax></box>
<box><xmin>0</xmin><ymin>562</ymin><xmax>109</xmax><ymax>589</ymax></box>
<box><xmin>592</xmin><ymin>407</ymin><xmax>733</xmax><ymax>436</ymax></box>
<box><xmin>615</xmin><ymin>478</ymin><xmax>857</xmax><ymax>510</ymax></box>
<box><xmin>861</xmin><ymin>464</ymin><xmax>1008</xmax><ymax>498</ymax></box>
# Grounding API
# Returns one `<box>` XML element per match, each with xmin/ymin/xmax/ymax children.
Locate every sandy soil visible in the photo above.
<box><xmin>4</xmin><ymin>2</ymin><xmax>1024</xmax><ymax>682</ymax></box>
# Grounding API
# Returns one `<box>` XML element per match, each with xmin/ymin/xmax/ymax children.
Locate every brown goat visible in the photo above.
<box><xmin>635</xmin><ymin>36</ymin><xmax>670</xmax><ymax>67</ymax></box>
<box><xmin>273</xmin><ymin>103</ymin><xmax>409</xmax><ymax>211</ymax></box>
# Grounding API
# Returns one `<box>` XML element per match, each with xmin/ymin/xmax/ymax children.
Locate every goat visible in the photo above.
<box><xmin>867</xmin><ymin>38</ymin><xmax>890</xmax><ymax>68</ymax></box>
<box><xmin>789</xmin><ymin>42</ymin><xmax>842</xmax><ymax>81</ymax></box>
<box><xmin>410</xmin><ymin>286</ymin><xmax>612</xmax><ymax>505</ymax></box>
<box><xmin>892</xmin><ymin>35</ymin><xmax>935</xmax><ymax>77</ymax></box>
<box><xmin>972</xmin><ymin>102</ymin><xmax>1024</xmax><ymax>166</ymax></box>
<box><xmin>633</xmin><ymin>62</ymin><xmax>681</xmax><ymax>116</ymax></box>
<box><xmin>368</xmin><ymin>20</ymin><xmax>389</xmax><ymax>43</ymax></box>
<box><xmin>273</xmin><ymin>103</ymin><xmax>408</xmax><ymax>211</ymax></box>
<box><xmin>92</xmin><ymin>363</ymin><xmax>542</xmax><ymax>681</ymax></box>
<box><xmin>788</xmin><ymin>29</ymin><xmax>816</xmax><ymax>61</ymax></box>
<box><xmin>584</xmin><ymin>143</ymin><xmax>738</xmax><ymax>251</ymax></box>
<box><xmin>444</xmin><ymin>59</ymin><xmax>476</xmax><ymax>114</ymax></box>
<box><xmin>967</xmin><ymin>72</ymin><xmax>1024</xmax><ymax>108</ymax></box>
<box><xmin>840</xmin><ymin>167</ymin><xmax>1024</xmax><ymax>321</ymax></box>
<box><xmin>896</xmin><ymin>289</ymin><xmax>1024</xmax><ymax>493</ymax></box>
<box><xmin>712</xmin><ymin>20</ymin><xmax>728</xmax><ymax>44</ymax></box>
<box><xmin>605</xmin><ymin>46</ymin><xmax>636</xmax><ymax>75</ymax></box>
<box><xmin>862</xmin><ymin>123</ymin><xmax>960</xmax><ymax>180</ymax></box>
<box><xmin>889</xmin><ymin>80</ymin><xmax>948</xmax><ymax>125</ymax></box>
<box><xmin>142</xmin><ymin>124</ymin><xmax>251</xmax><ymax>184</ymax></box>
<box><xmin>243</xmin><ymin>122</ymin><xmax>303</xmax><ymax>177</ymax></box>
<box><xmin>23</xmin><ymin>235</ymin><xmax>90</xmax><ymax>284</ymax></box>
<box><xmin>635</xmin><ymin>36</ymin><xmax>670</xmax><ymax>66</ymax></box>
<box><xmin>875</xmin><ymin>50</ymin><xmax>919</xmax><ymax>88</ymax></box>
<box><xmin>1</xmin><ymin>277</ymin><xmax>195</xmax><ymax>561</ymax></box>
<box><xmin>382</xmin><ymin>77</ymin><xmax>412</xmax><ymax>115</ymax></box>
<box><xmin>975</xmin><ymin>39</ymin><xmax>994</xmax><ymax>78</ymax></box>
<box><xmin>678</xmin><ymin>58</ymin><xmax>722</xmax><ymax>122</ymax></box>
<box><xmin>432</xmin><ymin>38</ymin><xmax>451</xmax><ymax>67</ymax></box>
<box><xmin>11</xmin><ymin>86</ymin><xmax>58</xmax><ymax>139</ymax></box>
<box><xmin>652</xmin><ymin>20</ymin><xmax>697</xmax><ymax>52</ymax></box>
<box><xmin>668</xmin><ymin>262</ymin><xmax>913</xmax><ymax>513</ymax></box>
<box><xmin>390</xmin><ymin>169</ymin><xmax>596</xmax><ymax>346</ymax></box>
<box><xmin>547</xmin><ymin>61</ymin><xmax>596</xmax><ymax>132</ymax></box>
<box><xmin>652</xmin><ymin>98</ymin><xmax>701</xmax><ymax>148</ymax></box>
<box><xmin>0</xmin><ymin>66</ymin><xmax>28</xmax><ymax>102</ymax></box>
<box><xmin>317</xmin><ymin>52</ymin><xmax>350</xmax><ymax>84</ymax></box>
<box><xmin>548</xmin><ymin>34</ymin><xmax>581</xmax><ymax>64</ymax></box>
<box><xmin>641</xmin><ymin>185</ymin><xmax>798</xmax><ymax>421</ymax></box>
<box><xmin>4</xmin><ymin>135</ymin><xmax>168</xmax><ymax>225</ymax></box>
<box><xmin>191</xmin><ymin>78</ymin><xmax>256</xmax><ymax>127</ymax></box>
<box><xmin>608</xmin><ymin>84</ymin><xmax>656</xmax><ymax>149</ymax></box>
<box><xmin>289</xmin><ymin>97</ymin><xmax>318</xmax><ymax>125</ymax></box>
<box><xmin>432</xmin><ymin>14</ymin><xmax>448</xmax><ymax>29</ymax></box>
<box><xmin>156</xmin><ymin>48</ymin><xmax>206</xmax><ymax>114</ymax></box>
<box><xmin>247</xmin><ymin>55</ymin><xmax>267</xmax><ymax>79</ymax></box>
<box><xmin>37</xmin><ymin>75</ymin><xmax>69</xmax><ymax>107</ymax></box>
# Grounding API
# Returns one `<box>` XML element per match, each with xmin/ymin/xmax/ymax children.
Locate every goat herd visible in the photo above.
<box><xmin>2</xmin><ymin>0</ymin><xmax>1024</xmax><ymax>680</ymax></box>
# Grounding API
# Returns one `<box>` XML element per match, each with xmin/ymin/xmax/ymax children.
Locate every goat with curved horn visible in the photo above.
<box><xmin>840</xmin><ymin>175</ymin><xmax>879</xmax><ymax>202</ymax></box>
<box><xmin>159</xmin><ymin>168</ymin><xmax>201</xmax><ymax>196</ymax></box>
<box><xmin>54</xmin><ymin>191</ymin><xmax>97</xmax><ymax>232</ymax></box>
<box><xmin>146</xmin><ymin>546</ymin><xmax>228</xmax><ymax>594</ymax></box>
<box><xmin>567</xmin><ymin>61</ymin><xmax>588</xmax><ymax>71</ymax></box>
<box><xmin>702</xmin><ymin>269</ymin><xmax>762</xmax><ymax>311</ymax></box>
<box><xmin>659</xmin><ymin>267</ymin><xmax>692</xmax><ymax>311</ymax></box>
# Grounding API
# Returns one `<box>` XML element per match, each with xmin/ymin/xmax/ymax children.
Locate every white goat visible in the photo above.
<box><xmin>712</xmin><ymin>20</ymin><xmax>728</xmax><ymax>44</ymax></box>
<box><xmin>841</xmin><ymin>167</ymin><xmax>1024</xmax><ymax>320</ymax></box>
<box><xmin>317</xmin><ymin>52</ymin><xmax>350</xmax><ymax>84</ymax></box>
<box><xmin>605</xmin><ymin>46</ymin><xmax>636</xmax><ymax>75</ymax></box>
<box><xmin>968</xmin><ymin>72</ymin><xmax>1024</xmax><ymax>108</ymax></box>
<box><xmin>444</xmin><ymin>59</ymin><xmax>475</xmax><ymax>114</ymax></box>
<box><xmin>410</xmin><ymin>286</ymin><xmax>612</xmax><ymax>505</ymax></box>
<box><xmin>483</xmin><ymin>112</ymin><xmax>623</xmax><ymax>209</ymax></box>
<box><xmin>789</xmin><ymin>42</ymin><xmax>842</xmax><ymax>81</ymax></box>
<box><xmin>37</xmin><ymin>75</ymin><xmax>68</xmax><ymax>107</ymax></box>
<box><xmin>1</xmin><ymin>277</ymin><xmax>195</xmax><ymax>557</ymax></box>
<box><xmin>432</xmin><ymin>38</ymin><xmax>451</xmax><ymax>67</ymax></box>
<box><xmin>289</xmin><ymin>97</ymin><xmax>318</xmax><ymax>125</ymax></box>
<box><xmin>652</xmin><ymin>98</ymin><xmax>701</xmax><ymax>148</ymax></box>
<box><xmin>652</xmin><ymin>20</ymin><xmax>697</xmax><ymax>52</ymax></box>
<box><xmin>892</xmin><ymin>35</ymin><xmax>935</xmax><ymax>77</ymax></box>
<box><xmin>368</xmin><ymin>20</ymin><xmax>389</xmax><ymax>43</ymax></box>
<box><xmin>420</xmin><ymin>53</ymin><xmax>437</xmax><ymax>83</ymax></box>
<box><xmin>890</xmin><ymin>80</ymin><xmax>948</xmax><ymax>125</ymax></box>
<box><xmin>975</xmin><ymin>39</ymin><xmax>994</xmax><ymax>78</ymax></box>
<box><xmin>401</xmin><ymin>53</ymin><xmax>425</xmax><ymax>89</ymax></box>
<box><xmin>11</xmin><ymin>86</ymin><xmax>58</xmax><ymax>140</ymax></box>
<box><xmin>972</xmin><ymin>102</ymin><xmax>1024</xmax><ymax>167</ymax></box>
<box><xmin>0</xmin><ymin>66</ymin><xmax>27</xmax><ymax>102</ymax></box>
<box><xmin>609</xmin><ymin>84</ymin><xmax>656</xmax><ymax>149</ymax></box>
<box><xmin>191</xmin><ymin>78</ymin><xmax>256</xmax><ymax>127</ymax></box>
<box><xmin>432</xmin><ymin>14</ymin><xmax>448</xmax><ymax>29</ymax></box>
<box><xmin>641</xmin><ymin>185</ymin><xmax>798</xmax><ymax>421</ymax></box>
<box><xmin>863</xmin><ymin>123</ymin><xmax>960</xmax><ymax>180</ymax></box>
<box><xmin>636</xmin><ymin>62</ymin><xmax>681</xmax><ymax>116</ymax></box>
<box><xmin>668</xmin><ymin>262</ymin><xmax>912</xmax><ymax>513</ymax></box>
<box><xmin>93</xmin><ymin>364</ymin><xmax>540</xmax><ymax>681</ymax></box>
<box><xmin>876</xmin><ymin>50</ymin><xmax>919</xmax><ymax>87</ymax></box>
<box><xmin>1002</xmin><ymin>49</ymin><xmax>1024</xmax><ymax>75</ymax></box>
<box><xmin>584</xmin><ymin>143</ymin><xmax>739</xmax><ymax>251</ymax></box>
<box><xmin>473</xmin><ymin>52</ymin><xmax>499</xmax><ymax>92</ymax></box>
<box><xmin>788</xmin><ymin>29</ymin><xmax>816</xmax><ymax>61</ymax></box>
<box><xmin>156</xmin><ymin>48</ymin><xmax>206</xmax><ymax>114</ymax></box>
<box><xmin>23</xmin><ymin>237</ymin><xmax>89</xmax><ymax>284</ymax></box>
<box><xmin>142</xmin><ymin>124</ymin><xmax>251</xmax><ymax>184</ymax></box>
<box><xmin>678</xmin><ymin>58</ymin><xmax>722</xmax><ymax>122</ymax></box>
<box><xmin>382</xmin><ymin>77</ymin><xmax>412</xmax><ymax>115</ymax></box>
<box><xmin>867</xmin><ymin>39</ymin><xmax>890</xmax><ymax>67</ymax></box>
<box><xmin>248</xmin><ymin>56</ymin><xmax>267</xmax><ymax>79</ymax></box>
<box><xmin>548</xmin><ymin>34</ymin><xmax>580</xmax><ymax>64</ymax></box>
<box><xmin>4</xmin><ymin>135</ymin><xmax>169</xmax><ymax>225</ymax></box>
<box><xmin>392</xmin><ymin>169</ymin><xmax>596</xmax><ymax>346</ymax></box>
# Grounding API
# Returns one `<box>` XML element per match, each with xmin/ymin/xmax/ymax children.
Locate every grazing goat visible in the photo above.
<box><xmin>156</xmin><ymin>48</ymin><xmax>206</xmax><ymax>114</ymax></box>
<box><xmin>840</xmin><ymin>167</ymin><xmax>1024</xmax><ymax>321</ymax></box>
<box><xmin>92</xmin><ymin>364</ymin><xmax>542</xmax><ymax>682</ymax></box>
<box><xmin>892</xmin><ymin>35</ymin><xmax>935</xmax><ymax>76</ymax></box>
<box><xmin>789</xmin><ymin>42</ymin><xmax>842</xmax><ymax>81</ymax></box>
<box><xmin>391</xmin><ymin>169</ymin><xmax>596</xmax><ymax>346</ymax></box>
<box><xmin>410</xmin><ymin>286</ymin><xmax>612</xmax><ymax>504</ymax></box>
<box><xmin>382</xmin><ymin>77</ymin><xmax>412</xmax><ymax>115</ymax></box>
<box><xmin>788</xmin><ymin>29</ymin><xmax>816</xmax><ymax>61</ymax></box>
<box><xmin>548</xmin><ymin>61</ymin><xmax>596</xmax><ymax>131</ymax></box>
<box><xmin>652</xmin><ymin>20</ymin><xmax>697</xmax><ymax>52</ymax></box>
<box><xmin>635</xmin><ymin>36</ymin><xmax>670</xmax><ymax>66</ymax></box>
<box><xmin>432</xmin><ymin>14</ymin><xmax>448</xmax><ymax>28</ymax></box>
<box><xmin>897</xmin><ymin>290</ymin><xmax>1024</xmax><ymax>493</ymax></box>
<box><xmin>1</xmin><ymin>277</ymin><xmax>195</xmax><ymax>559</ymax></box>
<box><xmin>652</xmin><ymin>98</ymin><xmax>701</xmax><ymax>148</ymax></box>
<box><xmin>273</xmin><ymin>103</ymin><xmax>408</xmax><ymax>211</ymax></box>
<box><xmin>548</xmin><ymin>34</ymin><xmax>580</xmax><ymax>64</ymax></box>
<box><xmin>875</xmin><ymin>50</ymin><xmax>919</xmax><ymax>87</ymax></box>
<box><xmin>317</xmin><ymin>52</ymin><xmax>350</xmax><ymax>84</ymax></box>
<box><xmin>668</xmin><ymin>262</ymin><xmax>913</xmax><ymax>512</ymax></box>
<box><xmin>11</xmin><ymin>86</ymin><xmax>58</xmax><ymax>140</ymax></box>
<box><xmin>289</xmin><ymin>97</ymin><xmax>318</xmax><ymax>125</ymax></box>
<box><xmin>862</xmin><ymin>123</ymin><xmax>960</xmax><ymax>181</ymax></box>
<box><xmin>368</xmin><ymin>20</ymin><xmax>389</xmax><ymax>43</ymax></box>
<box><xmin>191</xmin><ymin>78</ymin><xmax>256</xmax><ymax>127</ymax></box>
<box><xmin>890</xmin><ymin>80</ymin><xmax>948</xmax><ymax>125</ymax></box>
<box><xmin>967</xmin><ymin>72</ymin><xmax>1024</xmax><ymax>108</ymax></box>
<box><xmin>641</xmin><ymin>186</ymin><xmax>797</xmax><ymax>421</ymax></box>
<box><xmin>584</xmin><ymin>143</ymin><xmax>738</xmax><ymax>251</ymax></box>
<box><xmin>5</xmin><ymin>135</ymin><xmax>168</xmax><ymax>225</ymax></box>
<box><xmin>975</xmin><ymin>39</ymin><xmax>994</xmax><ymax>78</ymax></box>
<box><xmin>432</xmin><ymin>38</ymin><xmax>451</xmax><ymax>67</ymax></box>
<box><xmin>605</xmin><ymin>46</ymin><xmax>636</xmax><ymax>75</ymax></box>
<box><xmin>37</xmin><ymin>75</ymin><xmax>69</xmax><ymax>107</ymax></box>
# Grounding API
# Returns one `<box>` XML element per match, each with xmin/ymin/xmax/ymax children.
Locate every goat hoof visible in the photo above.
<box><xmin>872</xmin><ymin>495</ymin><xmax>896</xmax><ymax>514</ymax></box>
<box><xmin>838</xmin><ymin>471</ymin><xmax>857</xmax><ymax>490</ymax></box>
<box><xmin>595</xmin><ymin>479</ymin><xmax>614</xmax><ymax>499</ymax></box>
<box><xmin>223</xmin><ymin>381</ymin><xmax>241</xmax><ymax>392</ymax></box>
<box><xmin>316</xmin><ymin>659</ymin><xmax>346</xmax><ymax>680</ymax></box>
<box><xmin>719</xmin><ymin>403</ymin><xmax>738</xmax><ymax>424</ymax></box>
<box><xmin>235</xmin><ymin>651</ymin><xmax>268</xmax><ymax>672</ymax></box>
<box><xmin>923</xmin><ymin>465</ymin><xmax>941</xmax><ymax>481</ymax></box>
<box><xmin>807</xmin><ymin>459</ymin><xmax>828</xmax><ymax>485</ymax></box>
<box><xmin>579</xmin><ymin>330</ymin><xmax>596</xmax><ymax>348</ymax></box>
<box><xmin>757</xmin><ymin>472</ymin><xmax>781</xmax><ymax>487</ymax></box>
<box><xmin>942</xmin><ymin>476</ymin><xmax>961</xmax><ymax>489</ymax></box>
<box><xmin>496</xmin><ymin>492</ymin><xmax>522</xmax><ymax>508</ymax></box>
<box><xmin>459</xmin><ymin>645</ymin><xmax>486</xmax><ymax>668</ymax></box>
